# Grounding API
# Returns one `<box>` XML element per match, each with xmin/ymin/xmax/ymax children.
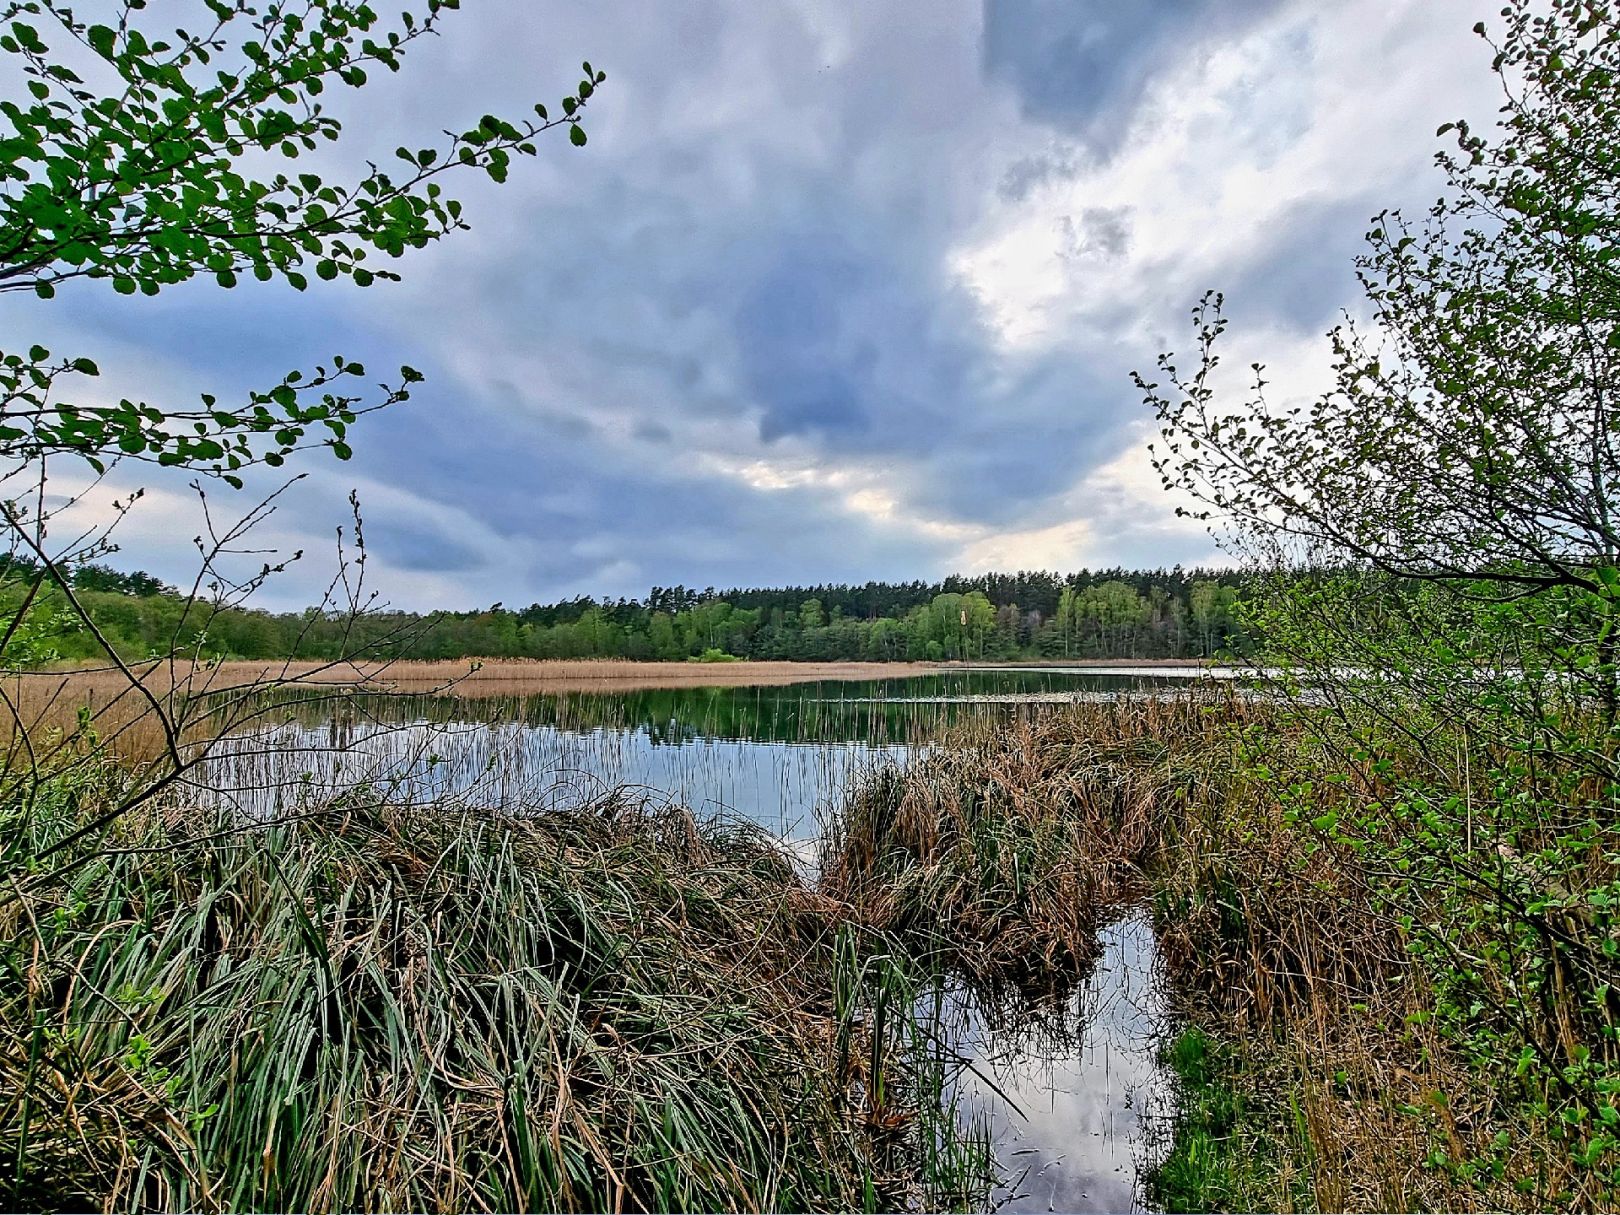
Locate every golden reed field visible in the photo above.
<box><xmin>0</xmin><ymin>657</ymin><xmax>1216</xmax><ymax>764</ymax></box>
<box><xmin>0</xmin><ymin>659</ymin><xmax>938</xmax><ymax>760</ymax></box>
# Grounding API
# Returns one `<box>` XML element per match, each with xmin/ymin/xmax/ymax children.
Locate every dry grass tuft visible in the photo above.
<box><xmin>821</xmin><ymin>697</ymin><xmax>1233</xmax><ymax>989</ymax></box>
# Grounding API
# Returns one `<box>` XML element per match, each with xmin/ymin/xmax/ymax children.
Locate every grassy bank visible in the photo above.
<box><xmin>1</xmin><ymin>763</ymin><xmax>991</xmax><ymax>1212</ymax></box>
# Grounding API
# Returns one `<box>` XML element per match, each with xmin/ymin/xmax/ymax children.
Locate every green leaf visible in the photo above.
<box><xmin>569</xmin><ymin>123</ymin><xmax>587</xmax><ymax>147</ymax></box>
<box><xmin>86</xmin><ymin>24</ymin><xmax>116</xmax><ymax>59</ymax></box>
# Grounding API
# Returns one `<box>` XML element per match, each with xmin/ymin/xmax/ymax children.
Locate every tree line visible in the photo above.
<box><xmin>2</xmin><ymin>560</ymin><xmax>1250</xmax><ymax>664</ymax></box>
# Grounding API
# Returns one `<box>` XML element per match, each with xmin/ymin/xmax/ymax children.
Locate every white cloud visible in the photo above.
<box><xmin>954</xmin><ymin>2</ymin><xmax>1495</xmax><ymax>357</ymax></box>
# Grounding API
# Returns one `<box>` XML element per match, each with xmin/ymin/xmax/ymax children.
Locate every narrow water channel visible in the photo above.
<box><xmin>945</xmin><ymin>912</ymin><xmax>1170</xmax><ymax>1212</ymax></box>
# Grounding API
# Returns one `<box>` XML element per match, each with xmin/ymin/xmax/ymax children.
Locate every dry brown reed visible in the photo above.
<box><xmin>823</xmin><ymin>693</ymin><xmax>1572</xmax><ymax>1211</ymax></box>
<box><xmin>41</xmin><ymin>656</ymin><xmax>940</xmax><ymax>692</ymax></box>
<box><xmin>821</xmin><ymin>697</ymin><xmax>1233</xmax><ymax>989</ymax></box>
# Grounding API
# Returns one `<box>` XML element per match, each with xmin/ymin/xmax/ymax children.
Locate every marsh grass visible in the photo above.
<box><xmin>821</xmin><ymin>693</ymin><xmax>1609</xmax><ymax>1211</ymax></box>
<box><xmin>1142</xmin><ymin>719</ymin><xmax>1620</xmax><ymax>1212</ymax></box>
<box><xmin>1</xmin><ymin>766</ymin><xmax>992</xmax><ymax>1212</ymax></box>
<box><xmin>821</xmin><ymin>697</ymin><xmax>1228</xmax><ymax>988</ymax></box>
<box><xmin>11</xmin><ymin>668</ymin><xmax>1591</xmax><ymax>1212</ymax></box>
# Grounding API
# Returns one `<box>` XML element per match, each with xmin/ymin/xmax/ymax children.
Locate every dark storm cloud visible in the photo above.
<box><xmin>999</xmin><ymin>145</ymin><xmax>1081</xmax><ymax>203</ymax></box>
<box><xmin>1215</xmin><ymin>194</ymin><xmax>1374</xmax><ymax>334</ymax></box>
<box><xmin>361</xmin><ymin>517</ymin><xmax>486</xmax><ymax>573</ymax></box>
<box><xmin>380</xmin><ymin>1</ymin><xmax>1150</xmax><ymax>533</ymax></box>
<box><xmin>982</xmin><ymin>0</ymin><xmax>1290</xmax><ymax>157</ymax></box>
<box><xmin>736</xmin><ymin>242</ymin><xmax>876</xmax><ymax>442</ymax></box>
<box><xmin>13</xmin><ymin>1</ymin><xmax>1496</xmax><ymax>606</ymax></box>
<box><xmin>632</xmin><ymin>420</ymin><xmax>673</xmax><ymax>445</ymax></box>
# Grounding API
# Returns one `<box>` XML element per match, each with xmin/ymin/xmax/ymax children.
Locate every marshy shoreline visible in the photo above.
<box><xmin>3</xmin><ymin>674</ymin><xmax>1610</xmax><ymax>1212</ymax></box>
<box><xmin>27</xmin><ymin>655</ymin><xmax>1231</xmax><ymax>695</ymax></box>
<box><xmin>4</xmin><ymin>697</ymin><xmax>1186</xmax><ymax>1213</ymax></box>
<box><xmin>2</xmin><ymin>690</ymin><xmax>1201</xmax><ymax>1213</ymax></box>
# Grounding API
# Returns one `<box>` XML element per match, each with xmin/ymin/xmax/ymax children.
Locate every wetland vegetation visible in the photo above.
<box><xmin>4</xmin><ymin>0</ymin><xmax>1620</xmax><ymax>1211</ymax></box>
<box><xmin>3</xmin><ymin>674</ymin><xmax>1205</xmax><ymax>1212</ymax></box>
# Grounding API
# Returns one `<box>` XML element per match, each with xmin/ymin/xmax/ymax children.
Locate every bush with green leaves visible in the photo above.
<box><xmin>1142</xmin><ymin>1</ymin><xmax>1620</xmax><ymax>1199</ymax></box>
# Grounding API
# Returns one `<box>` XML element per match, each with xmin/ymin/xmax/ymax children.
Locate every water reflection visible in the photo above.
<box><xmin>199</xmin><ymin>669</ymin><xmax>1208</xmax><ymax>834</ymax></box>
<box><xmin>199</xmin><ymin>715</ymin><xmax>900</xmax><ymax>845</ymax></box>
<box><xmin>219</xmin><ymin>666</ymin><xmax>1215</xmax><ymax>740</ymax></box>
<box><xmin>942</xmin><ymin>912</ymin><xmax>1170</xmax><ymax>1213</ymax></box>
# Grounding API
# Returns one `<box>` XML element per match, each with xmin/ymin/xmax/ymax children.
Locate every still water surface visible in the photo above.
<box><xmin>204</xmin><ymin>667</ymin><xmax>1184</xmax><ymax>1210</ymax></box>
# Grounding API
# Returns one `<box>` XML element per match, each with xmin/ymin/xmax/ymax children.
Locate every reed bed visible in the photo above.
<box><xmin>821</xmin><ymin>698</ymin><xmax>1228</xmax><ymax>991</ymax></box>
<box><xmin>1</xmin><ymin>767</ymin><xmax>992</xmax><ymax>1213</ymax></box>
<box><xmin>820</xmin><ymin>694</ymin><xmax>1591</xmax><ymax>1212</ymax></box>
<box><xmin>25</xmin><ymin>658</ymin><xmax>938</xmax><ymax>699</ymax></box>
<box><xmin>7</xmin><ymin>668</ymin><xmax>1594</xmax><ymax>1211</ymax></box>
<box><xmin>0</xmin><ymin>660</ymin><xmax>941</xmax><ymax>766</ymax></box>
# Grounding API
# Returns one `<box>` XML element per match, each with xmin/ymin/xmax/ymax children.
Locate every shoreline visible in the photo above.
<box><xmin>28</xmin><ymin>655</ymin><xmax>1238</xmax><ymax>698</ymax></box>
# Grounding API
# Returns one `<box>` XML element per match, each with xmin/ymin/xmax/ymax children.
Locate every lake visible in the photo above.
<box><xmin>200</xmin><ymin>665</ymin><xmax>1196</xmax><ymax>1210</ymax></box>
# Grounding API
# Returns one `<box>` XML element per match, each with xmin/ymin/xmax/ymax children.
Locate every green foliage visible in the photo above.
<box><xmin>687</xmin><ymin>647</ymin><xmax>741</xmax><ymax>662</ymax></box>
<box><xmin>1146</xmin><ymin>1029</ymin><xmax>1242</xmax><ymax>1212</ymax></box>
<box><xmin>0</xmin><ymin>0</ymin><xmax>602</xmax><ymax>478</ymax></box>
<box><xmin>1145</xmin><ymin>0</ymin><xmax>1620</xmax><ymax>1197</ymax></box>
<box><xmin>1145</xmin><ymin>1028</ymin><xmax>1300</xmax><ymax>1214</ymax></box>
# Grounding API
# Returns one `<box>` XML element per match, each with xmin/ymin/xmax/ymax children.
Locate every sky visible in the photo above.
<box><xmin>10</xmin><ymin>1</ymin><xmax>1503</xmax><ymax>611</ymax></box>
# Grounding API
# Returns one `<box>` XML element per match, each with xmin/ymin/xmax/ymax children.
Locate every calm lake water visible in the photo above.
<box><xmin>201</xmin><ymin>666</ymin><xmax>1188</xmax><ymax>1211</ymax></box>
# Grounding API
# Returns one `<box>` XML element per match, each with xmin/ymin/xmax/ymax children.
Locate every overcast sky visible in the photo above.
<box><xmin>13</xmin><ymin>1</ymin><xmax>1501</xmax><ymax>610</ymax></box>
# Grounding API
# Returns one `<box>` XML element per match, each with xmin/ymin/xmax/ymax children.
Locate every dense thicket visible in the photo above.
<box><xmin>2</xmin><ymin>560</ymin><xmax>1249</xmax><ymax>663</ymax></box>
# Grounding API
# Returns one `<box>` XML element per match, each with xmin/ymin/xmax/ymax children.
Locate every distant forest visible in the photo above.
<box><xmin>3</xmin><ymin>561</ymin><xmax>1252</xmax><ymax>664</ymax></box>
